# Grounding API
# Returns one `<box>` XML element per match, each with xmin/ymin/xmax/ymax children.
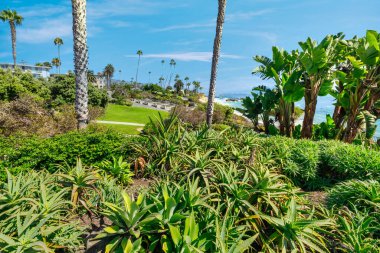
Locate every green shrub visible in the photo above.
<box><xmin>0</xmin><ymin>127</ymin><xmax>143</xmax><ymax>178</ymax></box>
<box><xmin>319</xmin><ymin>140</ymin><xmax>380</xmax><ymax>181</ymax></box>
<box><xmin>212</xmin><ymin>123</ymin><xmax>231</xmax><ymax>131</ymax></box>
<box><xmin>327</xmin><ymin>179</ymin><xmax>380</xmax><ymax>210</ymax></box>
<box><xmin>255</xmin><ymin>136</ymin><xmax>319</xmax><ymax>188</ymax></box>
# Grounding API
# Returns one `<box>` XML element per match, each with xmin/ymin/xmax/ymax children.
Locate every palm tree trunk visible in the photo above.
<box><xmin>71</xmin><ymin>0</ymin><xmax>89</xmax><ymax>130</ymax></box>
<box><xmin>135</xmin><ymin>56</ymin><xmax>140</xmax><ymax>87</ymax></box>
<box><xmin>58</xmin><ymin>45</ymin><xmax>61</xmax><ymax>74</ymax></box>
<box><xmin>206</xmin><ymin>0</ymin><xmax>227</xmax><ymax>127</ymax></box>
<box><xmin>10</xmin><ymin>21</ymin><xmax>16</xmax><ymax>68</ymax></box>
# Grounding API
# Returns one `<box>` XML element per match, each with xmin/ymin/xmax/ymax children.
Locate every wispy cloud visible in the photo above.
<box><xmin>166</xmin><ymin>39</ymin><xmax>206</xmax><ymax>46</ymax></box>
<box><xmin>125</xmin><ymin>52</ymin><xmax>243</xmax><ymax>62</ymax></box>
<box><xmin>18</xmin><ymin>16</ymin><xmax>72</xmax><ymax>43</ymax></box>
<box><xmin>0</xmin><ymin>52</ymin><xmax>11</xmax><ymax>58</ymax></box>
<box><xmin>151</xmin><ymin>21</ymin><xmax>215</xmax><ymax>32</ymax></box>
<box><xmin>228</xmin><ymin>30</ymin><xmax>278</xmax><ymax>44</ymax></box>
<box><xmin>20</xmin><ymin>5</ymin><xmax>68</xmax><ymax>18</ymax></box>
<box><xmin>88</xmin><ymin>0</ymin><xmax>187</xmax><ymax>18</ymax></box>
<box><xmin>152</xmin><ymin>9</ymin><xmax>273</xmax><ymax>33</ymax></box>
<box><xmin>227</xmin><ymin>9</ymin><xmax>274</xmax><ymax>21</ymax></box>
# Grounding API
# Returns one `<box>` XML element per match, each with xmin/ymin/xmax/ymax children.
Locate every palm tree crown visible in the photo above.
<box><xmin>53</xmin><ymin>37</ymin><xmax>64</xmax><ymax>74</ymax></box>
<box><xmin>104</xmin><ymin>64</ymin><xmax>115</xmax><ymax>90</ymax></box>
<box><xmin>0</xmin><ymin>9</ymin><xmax>23</xmax><ymax>68</ymax></box>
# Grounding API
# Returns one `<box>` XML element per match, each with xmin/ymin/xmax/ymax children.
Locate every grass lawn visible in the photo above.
<box><xmin>99</xmin><ymin>104</ymin><xmax>169</xmax><ymax>124</ymax></box>
<box><xmin>97</xmin><ymin>104</ymin><xmax>169</xmax><ymax>134</ymax></box>
<box><xmin>99</xmin><ymin>124</ymin><xmax>142</xmax><ymax>135</ymax></box>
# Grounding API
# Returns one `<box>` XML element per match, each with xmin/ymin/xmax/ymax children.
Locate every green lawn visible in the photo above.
<box><xmin>97</xmin><ymin>104</ymin><xmax>169</xmax><ymax>134</ymax></box>
<box><xmin>99</xmin><ymin>124</ymin><xmax>142</xmax><ymax>135</ymax></box>
<box><xmin>99</xmin><ymin>104</ymin><xmax>169</xmax><ymax>124</ymax></box>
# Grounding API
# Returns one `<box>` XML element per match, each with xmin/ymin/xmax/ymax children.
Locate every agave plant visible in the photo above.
<box><xmin>0</xmin><ymin>170</ymin><xmax>35</xmax><ymax>218</ymax></box>
<box><xmin>258</xmin><ymin>198</ymin><xmax>331</xmax><ymax>253</ymax></box>
<box><xmin>335</xmin><ymin>206</ymin><xmax>380</xmax><ymax>252</ymax></box>
<box><xmin>95</xmin><ymin>192</ymin><xmax>152</xmax><ymax>252</ymax></box>
<box><xmin>58</xmin><ymin>158</ymin><xmax>99</xmax><ymax>210</ymax></box>
<box><xmin>100</xmin><ymin>156</ymin><xmax>134</xmax><ymax>185</ymax></box>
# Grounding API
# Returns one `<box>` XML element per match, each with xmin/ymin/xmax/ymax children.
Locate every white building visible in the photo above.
<box><xmin>0</xmin><ymin>63</ymin><xmax>51</xmax><ymax>79</ymax></box>
<box><xmin>94</xmin><ymin>75</ymin><xmax>107</xmax><ymax>89</ymax></box>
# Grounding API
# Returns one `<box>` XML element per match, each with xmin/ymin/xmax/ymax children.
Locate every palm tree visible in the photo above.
<box><xmin>168</xmin><ymin>59</ymin><xmax>176</xmax><ymax>86</ymax></box>
<box><xmin>206</xmin><ymin>0</ymin><xmax>227</xmax><ymax>127</ymax></box>
<box><xmin>53</xmin><ymin>37</ymin><xmax>64</xmax><ymax>74</ymax></box>
<box><xmin>159</xmin><ymin>76</ymin><xmax>165</xmax><ymax>86</ymax></box>
<box><xmin>51</xmin><ymin>57</ymin><xmax>61</xmax><ymax>73</ymax></box>
<box><xmin>148</xmin><ymin>71</ymin><xmax>152</xmax><ymax>83</ymax></box>
<box><xmin>0</xmin><ymin>10</ymin><xmax>23</xmax><ymax>68</ymax></box>
<box><xmin>193</xmin><ymin>81</ymin><xmax>201</xmax><ymax>94</ymax></box>
<box><xmin>103</xmin><ymin>64</ymin><xmax>115</xmax><ymax>90</ymax></box>
<box><xmin>135</xmin><ymin>50</ymin><xmax>143</xmax><ymax>85</ymax></box>
<box><xmin>184</xmin><ymin>76</ymin><xmax>190</xmax><ymax>94</ymax></box>
<box><xmin>87</xmin><ymin>70</ymin><xmax>96</xmax><ymax>83</ymax></box>
<box><xmin>161</xmin><ymin>59</ymin><xmax>165</xmax><ymax>87</ymax></box>
<box><xmin>71</xmin><ymin>0</ymin><xmax>89</xmax><ymax>129</ymax></box>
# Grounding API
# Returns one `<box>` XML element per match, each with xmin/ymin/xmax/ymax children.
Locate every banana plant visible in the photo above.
<box><xmin>332</xmin><ymin>30</ymin><xmax>380</xmax><ymax>143</ymax></box>
<box><xmin>253</xmin><ymin>47</ymin><xmax>303</xmax><ymax>137</ymax></box>
<box><xmin>298</xmin><ymin>33</ymin><xmax>344</xmax><ymax>138</ymax></box>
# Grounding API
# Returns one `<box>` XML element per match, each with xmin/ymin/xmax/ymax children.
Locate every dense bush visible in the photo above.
<box><xmin>0</xmin><ymin>69</ymin><xmax>50</xmax><ymax>101</ymax></box>
<box><xmin>0</xmin><ymin>96</ymin><xmax>105</xmax><ymax>137</ymax></box>
<box><xmin>327</xmin><ymin>179</ymin><xmax>380</xmax><ymax>210</ymax></box>
<box><xmin>175</xmin><ymin>103</ymin><xmax>234</xmax><ymax>127</ymax></box>
<box><xmin>319</xmin><ymin>140</ymin><xmax>380</xmax><ymax>181</ymax></box>
<box><xmin>47</xmin><ymin>74</ymin><xmax>108</xmax><ymax>107</ymax></box>
<box><xmin>0</xmin><ymin>127</ymin><xmax>142</xmax><ymax>178</ymax></box>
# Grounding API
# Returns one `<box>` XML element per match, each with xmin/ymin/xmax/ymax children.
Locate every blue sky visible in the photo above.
<box><xmin>1</xmin><ymin>0</ymin><xmax>379</xmax><ymax>95</ymax></box>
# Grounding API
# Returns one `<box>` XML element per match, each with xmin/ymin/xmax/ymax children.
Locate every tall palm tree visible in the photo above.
<box><xmin>53</xmin><ymin>37</ymin><xmax>64</xmax><ymax>74</ymax></box>
<box><xmin>135</xmin><ymin>50</ymin><xmax>143</xmax><ymax>85</ymax></box>
<box><xmin>184</xmin><ymin>76</ymin><xmax>190</xmax><ymax>94</ymax></box>
<box><xmin>0</xmin><ymin>10</ymin><xmax>23</xmax><ymax>68</ymax></box>
<box><xmin>87</xmin><ymin>70</ymin><xmax>96</xmax><ymax>83</ymax></box>
<box><xmin>71</xmin><ymin>0</ymin><xmax>89</xmax><ymax>130</ymax></box>
<box><xmin>206</xmin><ymin>0</ymin><xmax>227</xmax><ymax>127</ymax></box>
<box><xmin>160</xmin><ymin>59</ymin><xmax>165</xmax><ymax>86</ymax></box>
<box><xmin>148</xmin><ymin>71</ymin><xmax>152</xmax><ymax>83</ymax></box>
<box><xmin>193</xmin><ymin>81</ymin><xmax>201</xmax><ymax>94</ymax></box>
<box><xmin>168</xmin><ymin>59</ymin><xmax>176</xmax><ymax>87</ymax></box>
<box><xmin>103</xmin><ymin>64</ymin><xmax>115</xmax><ymax>90</ymax></box>
<box><xmin>51</xmin><ymin>57</ymin><xmax>61</xmax><ymax>74</ymax></box>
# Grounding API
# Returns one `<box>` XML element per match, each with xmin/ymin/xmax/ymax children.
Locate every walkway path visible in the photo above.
<box><xmin>95</xmin><ymin>120</ymin><xmax>145</xmax><ymax>126</ymax></box>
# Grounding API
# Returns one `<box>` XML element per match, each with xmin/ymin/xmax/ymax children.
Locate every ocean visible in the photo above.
<box><xmin>216</xmin><ymin>93</ymin><xmax>380</xmax><ymax>138</ymax></box>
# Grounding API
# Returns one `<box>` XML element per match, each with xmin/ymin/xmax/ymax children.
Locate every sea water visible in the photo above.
<box><xmin>216</xmin><ymin>94</ymin><xmax>380</xmax><ymax>138</ymax></box>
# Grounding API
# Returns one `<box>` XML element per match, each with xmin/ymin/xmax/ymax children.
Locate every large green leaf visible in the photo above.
<box><xmin>319</xmin><ymin>80</ymin><xmax>333</xmax><ymax>96</ymax></box>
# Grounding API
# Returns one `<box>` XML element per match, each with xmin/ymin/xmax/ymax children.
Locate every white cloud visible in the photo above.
<box><xmin>87</xmin><ymin>0</ymin><xmax>186</xmax><ymax>18</ymax></box>
<box><xmin>20</xmin><ymin>5</ymin><xmax>68</xmax><ymax>18</ymax></box>
<box><xmin>151</xmin><ymin>21</ymin><xmax>215</xmax><ymax>32</ymax></box>
<box><xmin>125</xmin><ymin>52</ymin><xmax>243</xmax><ymax>62</ymax></box>
<box><xmin>18</xmin><ymin>16</ymin><xmax>72</xmax><ymax>44</ymax></box>
<box><xmin>227</xmin><ymin>9</ymin><xmax>274</xmax><ymax>21</ymax></box>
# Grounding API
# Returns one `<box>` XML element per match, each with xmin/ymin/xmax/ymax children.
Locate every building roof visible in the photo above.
<box><xmin>0</xmin><ymin>63</ymin><xmax>51</xmax><ymax>70</ymax></box>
